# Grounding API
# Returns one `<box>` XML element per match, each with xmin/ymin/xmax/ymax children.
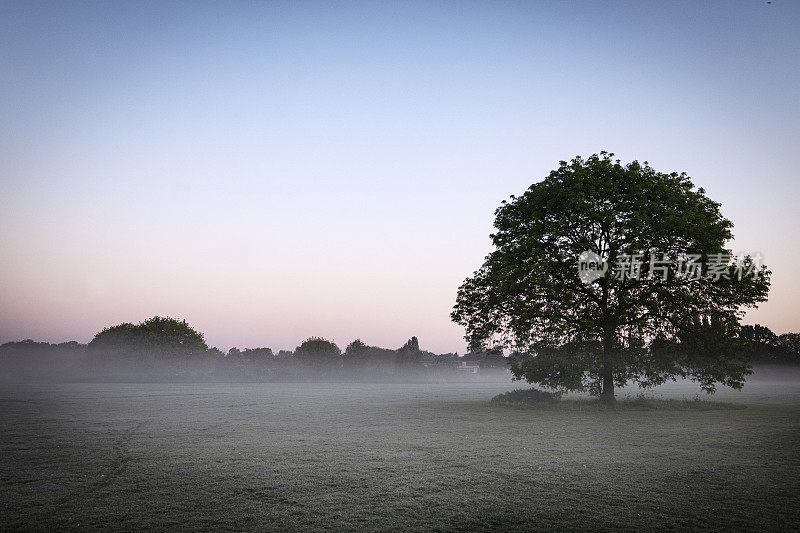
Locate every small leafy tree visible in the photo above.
<box><xmin>452</xmin><ymin>153</ymin><xmax>770</xmax><ymax>401</ymax></box>
<box><xmin>343</xmin><ymin>339</ymin><xmax>369</xmax><ymax>368</ymax></box>
<box><xmin>88</xmin><ymin>316</ymin><xmax>207</xmax><ymax>358</ymax></box>
<box><xmin>294</xmin><ymin>337</ymin><xmax>341</xmax><ymax>365</ymax></box>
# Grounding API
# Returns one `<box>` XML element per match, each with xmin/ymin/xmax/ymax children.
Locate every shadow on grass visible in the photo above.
<box><xmin>491</xmin><ymin>388</ymin><xmax>744</xmax><ymax>411</ymax></box>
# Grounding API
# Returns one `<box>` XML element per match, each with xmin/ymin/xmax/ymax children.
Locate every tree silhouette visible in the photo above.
<box><xmin>294</xmin><ymin>337</ymin><xmax>341</xmax><ymax>365</ymax></box>
<box><xmin>452</xmin><ymin>153</ymin><xmax>770</xmax><ymax>401</ymax></box>
<box><xmin>88</xmin><ymin>316</ymin><xmax>207</xmax><ymax>358</ymax></box>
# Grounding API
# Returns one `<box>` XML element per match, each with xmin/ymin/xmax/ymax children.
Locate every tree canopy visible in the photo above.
<box><xmin>740</xmin><ymin>325</ymin><xmax>800</xmax><ymax>364</ymax></box>
<box><xmin>452</xmin><ymin>153</ymin><xmax>770</xmax><ymax>401</ymax></box>
<box><xmin>395</xmin><ymin>336</ymin><xmax>424</xmax><ymax>368</ymax></box>
<box><xmin>88</xmin><ymin>316</ymin><xmax>207</xmax><ymax>358</ymax></box>
<box><xmin>294</xmin><ymin>337</ymin><xmax>341</xmax><ymax>364</ymax></box>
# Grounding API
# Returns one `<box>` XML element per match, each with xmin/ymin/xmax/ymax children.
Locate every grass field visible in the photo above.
<box><xmin>2</xmin><ymin>369</ymin><xmax>799</xmax><ymax>531</ymax></box>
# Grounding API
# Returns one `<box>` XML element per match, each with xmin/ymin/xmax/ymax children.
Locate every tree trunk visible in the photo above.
<box><xmin>600</xmin><ymin>326</ymin><xmax>615</xmax><ymax>403</ymax></box>
<box><xmin>600</xmin><ymin>363</ymin><xmax>614</xmax><ymax>403</ymax></box>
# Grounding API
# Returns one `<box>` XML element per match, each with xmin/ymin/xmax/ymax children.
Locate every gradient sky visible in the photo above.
<box><xmin>1</xmin><ymin>1</ymin><xmax>798</xmax><ymax>353</ymax></box>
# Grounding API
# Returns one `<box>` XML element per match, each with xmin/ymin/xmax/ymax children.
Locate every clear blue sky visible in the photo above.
<box><xmin>1</xmin><ymin>1</ymin><xmax>798</xmax><ymax>353</ymax></box>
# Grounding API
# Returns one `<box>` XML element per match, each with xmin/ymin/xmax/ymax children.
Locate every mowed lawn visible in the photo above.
<box><xmin>1</xmin><ymin>371</ymin><xmax>799</xmax><ymax>531</ymax></box>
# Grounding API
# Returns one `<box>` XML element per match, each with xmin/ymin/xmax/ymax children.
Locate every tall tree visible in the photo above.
<box><xmin>452</xmin><ymin>153</ymin><xmax>770</xmax><ymax>401</ymax></box>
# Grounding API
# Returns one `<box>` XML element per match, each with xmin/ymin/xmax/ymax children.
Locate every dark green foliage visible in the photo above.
<box><xmin>7</xmin><ymin>314</ymin><xmax>798</xmax><ymax>385</ymax></box>
<box><xmin>343</xmin><ymin>339</ymin><xmax>369</xmax><ymax>364</ymax></box>
<box><xmin>216</xmin><ymin>346</ymin><xmax>277</xmax><ymax>380</ymax></box>
<box><xmin>779</xmin><ymin>333</ymin><xmax>800</xmax><ymax>362</ymax></box>
<box><xmin>1</xmin><ymin>339</ymin><xmax>85</xmax><ymax>355</ymax></box>
<box><xmin>294</xmin><ymin>337</ymin><xmax>341</xmax><ymax>365</ymax></box>
<box><xmin>3</xmin><ymin>327</ymin><xmax>502</xmax><ymax>381</ymax></box>
<box><xmin>224</xmin><ymin>346</ymin><xmax>274</xmax><ymax>363</ymax></box>
<box><xmin>646</xmin><ymin>315</ymin><xmax>752</xmax><ymax>392</ymax></box>
<box><xmin>740</xmin><ymin>324</ymin><xmax>780</xmax><ymax>361</ymax></box>
<box><xmin>395</xmin><ymin>336</ymin><xmax>424</xmax><ymax>368</ymax></box>
<box><xmin>88</xmin><ymin>316</ymin><xmax>207</xmax><ymax>359</ymax></box>
<box><xmin>453</xmin><ymin>153</ymin><xmax>771</xmax><ymax>399</ymax></box>
<box><xmin>740</xmin><ymin>324</ymin><xmax>800</xmax><ymax>363</ymax></box>
<box><xmin>508</xmin><ymin>338</ymin><xmax>602</xmax><ymax>393</ymax></box>
<box><xmin>345</xmin><ymin>339</ymin><xmax>368</xmax><ymax>356</ymax></box>
<box><xmin>241</xmin><ymin>347</ymin><xmax>274</xmax><ymax>360</ymax></box>
<box><xmin>491</xmin><ymin>387</ymin><xmax>562</xmax><ymax>406</ymax></box>
<box><xmin>343</xmin><ymin>339</ymin><xmax>395</xmax><ymax>368</ymax></box>
<box><xmin>0</xmin><ymin>340</ymin><xmax>87</xmax><ymax>381</ymax></box>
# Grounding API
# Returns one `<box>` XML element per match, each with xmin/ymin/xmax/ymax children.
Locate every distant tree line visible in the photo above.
<box><xmin>2</xmin><ymin>317</ymin><xmax>795</xmax><ymax>383</ymax></box>
<box><xmin>740</xmin><ymin>324</ymin><xmax>800</xmax><ymax>364</ymax></box>
<box><xmin>0</xmin><ymin>317</ymin><xmax>508</xmax><ymax>382</ymax></box>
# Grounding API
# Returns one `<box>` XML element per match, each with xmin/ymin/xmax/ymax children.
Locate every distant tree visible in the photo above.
<box><xmin>345</xmin><ymin>339</ymin><xmax>368</xmax><ymax>357</ymax></box>
<box><xmin>56</xmin><ymin>341</ymin><xmax>84</xmax><ymax>350</ymax></box>
<box><xmin>242</xmin><ymin>347</ymin><xmax>274</xmax><ymax>361</ymax></box>
<box><xmin>1</xmin><ymin>339</ymin><xmax>51</xmax><ymax>353</ymax></box>
<box><xmin>740</xmin><ymin>324</ymin><xmax>782</xmax><ymax>362</ymax></box>
<box><xmin>294</xmin><ymin>337</ymin><xmax>341</xmax><ymax>365</ymax></box>
<box><xmin>406</xmin><ymin>336</ymin><xmax>420</xmax><ymax>351</ymax></box>
<box><xmin>219</xmin><ymin>347</ymin><xmax>275</xmax><ymax>378</ymax></box>
<box><xmin>778</xmin><ymin>333</ymin><xmax>800</xmax><ymax>363</ymax></box>
<box><xmin>0</xmin><ymin>340</ymin><xmax>87</xmax><ymax>380</ymax></box>
<box><xmin>89</xmin><ymin>323</ymin><xmax>139</xmax><ymax>352</ymax></box>
<box><xmin>740</xmin><ymin>326</ymin><xmax>800</xmax><ymax>364</ymax></box>
<box><xmin>395</xmin><ymin>336</ymin><xmax>423</xmax><ymax>368</ymax></box>
<box><xmin>452</xmin><ymin>153</ymin><xmax>770</xmax><ymax>401</ymax></box>
<box><xmin>342</xmin><ymin>339</ymin><xmax>397</xmax><ymax>372</ymax></box>
<box><xmin>276</xmin><ymin>350</ymin><xmax>294</xmax><ymax>359</ymax></box>
<box><xmin>1</xmin><ymin>339</ymin><xmax>85</xmax><ymax>360</ymax></box>
<box><xmin>88</xmin><ymin>316</ymin><xmax>207</xmax><ymax>358</ymax></box>
<box><xmin>207</xmin><ymin>347</ymin><xmax>225</xmax><ymax>358</ymax></box>
<box><xmin>343</xmin><ymin>339</ymin><xmax>369</xmax><ymax>367</ymax></box>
